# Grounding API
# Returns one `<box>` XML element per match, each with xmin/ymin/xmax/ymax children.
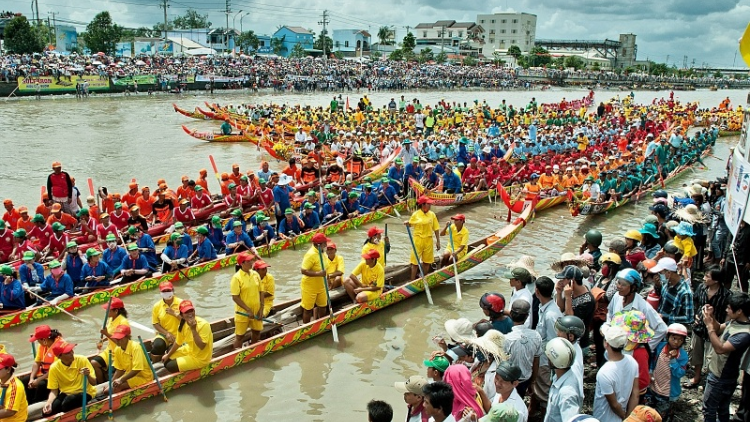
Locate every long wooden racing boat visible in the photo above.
<box><xmin>181</xmin><ymin>125</ymin><xmax>254</xmax><ymax>143</ymax></box>
<box><xmin>0</xmin><ymin>202</ymin><xmax>410</xmax><ymax>330</ymax></box>
<box><xmin>568</xmin><ymin>147</ymin><xmax>712</xmax><ymax>216</ymax></box>
<box><xmin>172</xmin><ymin>103</ymin><xmax>210</xmax><ymax>120</ymax></box>
<box><xmin>30</xmin><ymin>199</ymin><xmax>536</xmax><ymax>422</ymax></box>
<box><xmin>409</xmin><ymin>178</ymin><xmax>494</xmax><ymax>206</ymax></box>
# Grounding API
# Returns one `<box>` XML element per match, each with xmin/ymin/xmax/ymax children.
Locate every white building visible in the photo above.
<box><xmin>476</xmin><ymin>12</ymin><xmax>536</xmax><ymax>57</ymax></box>
<box><xmin>413</xmin><ymin>20</ymin><xmax>484</xmax><ymax>56</ymax></box>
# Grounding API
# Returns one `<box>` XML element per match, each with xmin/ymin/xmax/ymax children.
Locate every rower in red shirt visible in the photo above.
<box><xmin>75</xmin><ymin>208</ymin><xmax>98</xmax><ymax>244</ymax></box>
<box><xmin>256</xmin><ymin>179</ymin><xmax>274</xmax><ymax>210</ymax></box>
<box><xmin>174</xmin><ymin>199</ymin><xmax>196</xmax><ymax>224</ymax></box>
<box><xmin>109</xmin><ymin>202</ymin><xmax>130</xmax><ymax>230</ymax></box>
<box><xmin>44</xmin><ymin>222</ymin><xmax>69</xmax><ymax>258</ymax></box>
<box><xmin>2</xmin><ymin>199</ymin><xmax>21</xmax><ymax>231</ymax></box>
<box><xmin>190</xmin><ymin>186</ymin><xmax>213</xmax><ymax>212</ymax></box>
<box><xmin>0</xmin><ymin>220</ymin><xmax>13</xmax><ymax>263</ymax></box>
<box><xmin>46</xmin><ymin>161</ymin><xmax>74</xmax><ymax>214</ymax></box>
<box><xmin>461</xmin><ymin>158</ymin><xmax>483</xmax><ymax>191</ymax></box>
<box><xmin>28</xmin><ymin>213</ymin><xmax>53</xmax><ymax>249</ymax></box>
<box><xmin>223</xmin><ymin>183</ymin><xmax>243</xmax><ymax>214</ymax></box>
<box><xmin>237</xmin><ymin>176</ymin><xmax>255</xmax><ymax>204</ymax></box>
<box><xmin>96</xmin><ymin>213</ymin><xmax>119</xmax><ymax>245</ymax></box>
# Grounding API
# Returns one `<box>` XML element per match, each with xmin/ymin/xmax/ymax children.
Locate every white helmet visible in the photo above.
<box><xmin>667</xmin><ymin>323</ymin><xmax>688</xmax><ymax>337</ymax></box>
<box><xmin>545</xmin><ymin>337</ymin><xmax>576</xmax><ymax>369</ymax></box>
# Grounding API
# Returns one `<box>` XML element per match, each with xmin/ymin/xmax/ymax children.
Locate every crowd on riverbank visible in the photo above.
<box><xmin>1</xmin><ymin>52</ymin><xmax>747</xmax><ymax>92</ymax></box>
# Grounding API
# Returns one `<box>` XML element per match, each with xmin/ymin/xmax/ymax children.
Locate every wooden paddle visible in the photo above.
<box><xmin>138</xmin><ymin>336</ymin><xmax>167</xmax><ymax>402</ymax></box>
<box><xmin>82</xmin><ymin>374</ymin><xmax>88</xmax><ymax>421</ymax></box>
<box><xmin>107</xmin><ymin>350</ymin><xmax>114</xmax><ymax>420</ymax></box>
<box><xmin>448</xmin><ymin>225</ymin><xmax>462</xmax><ymax>301</ymax></box>
<box><xmin>405</xmin><ymin>224</ymin><xmax>434</xmax><ymax>305</ymax></box>
<box><xmin>24</xmin><ymin>288</ymin><xmax>88</xmax><ymax>323</ymax></box>
<box><xmin>317</xmin><ymin>248</ymin><xmax>340</xmax><ymax>342</ymax></box>
<box><xmin>384</xmin><ymin>224</ymin><xmax>388</xmax><ymax>267</ymax></box>
<box><xmin>209</xmin><ymin>155</ymin><xmax>222</xmax><ymax>188</ymax></box>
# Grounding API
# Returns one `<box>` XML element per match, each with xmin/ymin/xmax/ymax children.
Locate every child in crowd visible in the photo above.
<box><xmin>613</xmin><ymin>310</ymin><xmax>654</xmax><ymax>402</ymax></box>
<box><xmin>648</xmin><ymin>323</ymin><xmax>688</xmax><ymax>420</ymax></box>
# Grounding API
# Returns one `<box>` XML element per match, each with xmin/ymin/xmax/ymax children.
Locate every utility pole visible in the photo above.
<box><xmin>48</xmin><ymin>12</ymin><xmax>57</xmax><ymax>46</ymax></box>
<box><xmin>318</xmin><ymin>9</ymin><xmax>329</xmax><ymax>59</ymax></box>
<box><xmin>161</xmin><ymin>0</ymin><xmax>169</xmax><ymax>40</ymax></box>
<box><xmin>440</xmin><ymin>25</ymin><xmax>445</xmax><ymax>53</ymax></box>
<box><xmin>682</xmin><ymin>55</ymin><xmax>687</xmax><ymax>69</ymax></box>
<box><xmin>665</xmin><ymin>54</ymin><xmax>669</xmax><ymax>66</ymax></box>
<box><xmin>34</xmin><ymin>0</ymin><xmax>40</xmax><ymax>26</ymax></box>
<box><xmin>225</xmin><ymin>0</ymin><xmax>231</xmax><ymax>30</ymax></box>
<box><xmin>46</xmin><ymin>15</ymin><xmax>51</xmax><ymax>45</ymax></box>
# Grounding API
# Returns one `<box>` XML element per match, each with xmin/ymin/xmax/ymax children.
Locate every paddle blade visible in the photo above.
<box><xmin>209</xmin><ymin>155</ymin><xmax>220</xmax><ymax>181</ymax></box>
<box><xmin>87</xmin><ymin>178</ymin><xmax>95</xmax><ymax>197</ymax></box>
<box><xmin>331</xmin><ymin>323</ymin><xmax>340</xmax><ymax>343</ymax></box>
<box><xmin>740</xmin><ymin>22</ymin><xmax>750</xmax><ymax>68</ymax></box>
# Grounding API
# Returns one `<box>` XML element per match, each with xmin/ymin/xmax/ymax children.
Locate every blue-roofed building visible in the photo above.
<box><xmin>332</xmin><ymin>29</ymin><xmax>371</xmax><ymax>57</ymax></box>
<box><xmin>272</xmin><ymin>26</ymin><xmax>314</xmax><ymax>57</ymax></box>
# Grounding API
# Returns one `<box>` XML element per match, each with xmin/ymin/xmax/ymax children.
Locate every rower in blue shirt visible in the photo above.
<box><xmin>225</xmin><ymin>221</ymin><xmax>255</xmax><ymax>254</ymax></box>
<box><xmin>357</xmin><ymin>185</ymin><xmax>378</xmax><ymax>213</ymax></box>
<box><xmin>120</xmin><ymin>243</ymin><xmax>154</xmax><ymax>283</ymax></box>
<box><xmin>38</xmin><ymin>260</ymin><xmax>74</xmax><ymax>304</ymax></box>
<box><xmin>457</xmin><ymin>138</ymin><xmax>470</xmax><ymax>166</ymax></box>
<box><xmin>342</xmin><ymin>192</ymin><xmax>361</xmax><ymax>217</ymax></box>
<box><xmin>277</xmin><ymin>208</ymin><xmax>303</xmax><ymax>239</ymax></box>
<box><xmin>300</xmin><ymin>203</ymin><xmax>322</xmax><ymax>230</ymax></box>
<box><xmin>377</xmin><ymin>178</ymin><xmax>399</xmax><ymax>207</ymax></box>
<box><xmin>490</xmin><ymin>142</ymin><xmax>505</xmax><ymax>159</ymax></box>
<box><xmin>173</xmin><ymin>222</ymin><xmax>194</xmax><ymax>255</ymax></box>
<box><xmin>102</xmin><ymin>234</ymin><xmax>127</xmax><ymax>276</ymax></box>
<box><xmin>161</xmin><ymin>233</ymin><xmax>190</xmax><ymax>273</ymax></box>
<box><xmin>19</xmin><ymin>252</ymin><xmax>44</xmax><ymax>287</ymax></box>
<box><xmin>81</xmin><ymin>248</ymin><xmax>112</xmax><ymax>289</ymax></box>
<box><xmin>251</xmin><ymin>214</ymin><xmax>276</xmax><ymax>247</ymax></box>
<box><xmin>0</xmin><ymin>265</ymin><xmax>24</xmax><ymax>310</ymax></box>
<box><xmin>434</xmin><ymin>156</ymin><xmax>447</xmax><ymax>176</ymax></box>
<box><xmin>127</xmin><ymin>226</ymin><xmax>158</xmax><ymax>269</ymax></box>
<box><xmin>388</xmin><ymin>158</ymin><xmax>406</xmax><ymax>195</ymax></box>
<box><xmin>206</xmin><ymin>216</ymin><xmax>225</xmax><ymax>253</ymax></box>
<box><xmin>322</xmin><ymin>193</ymin><xmax>345</xmax><ymax>223</ymax></box>
<box><xmin>223</xmin><ymin>209</ymin><xmax>247</xmax><ymax>233</ymax></box>
<box><xmin>404</xmin><ymin>157</ymin><xmax>423</xmax><ymax>182</ymax></box>
<box><xmin>192</xmin><ymin>226</ymin><xmax>218</xmax><ymax>263</ymax></box>
<box><xmin>63</xmin><ymin>242</ymin><xmax>85</xmax><ymax>287</ymax></box>
<box><xmin>442</xmin><ymin>164</ymin><xmax>463</xmax><ymax>194</ymax></box>
<box><xmin>273</xmin><ymin>175</ymin><xmax>295</xmax><ymax>219</ymax></box>
<box><xmin>301</xmin><ymin>192</ymin><xmax>322</xmax><ymax>216</ymax></box>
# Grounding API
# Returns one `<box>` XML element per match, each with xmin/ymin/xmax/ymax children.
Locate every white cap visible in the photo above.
<box><xmin>649</xmin><ymin>257</ymin><xmax>678</xmax><ymax>273</ymax></box>
<box><xmin>602</xmin><ymin>323</ymin><xmax>629</xmax><ymax>349</ymax></box>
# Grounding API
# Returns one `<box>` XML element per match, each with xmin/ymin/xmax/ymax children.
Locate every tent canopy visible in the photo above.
<box><xmin>185</xmin><ymin>47</ymin><xmax>217</xmax><ymax>56</ymax></box>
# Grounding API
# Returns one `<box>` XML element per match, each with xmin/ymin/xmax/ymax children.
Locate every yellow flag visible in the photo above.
<box><xmin>740</xmin><ymin>22</ymin><xmax>750</xmax><ymax>68</ymax></box>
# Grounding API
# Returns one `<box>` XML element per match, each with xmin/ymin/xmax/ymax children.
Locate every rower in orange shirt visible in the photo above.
<box><xmin>121</xmin><ymin>183</ymin><xmax>140</xmax><ymax>208</ymax></box>
<box><xmin>229</xmin><ymin>164</ymin><xmax>243</xmax><ymax>185</ymax></box>
<box><xmin>196</xmin><ymin>169</ymin><xmax>210</xmax><ymax>195</ymax></box>
<box><xmin>220</xmin><ymin>173</ymin><xmax>232</xmax><ymax>196</ymax></box>
<box><xmin>16</xmin><ymin>207</ymin><xmax>35</xmax><ymax>233</ymax></box>
<box><xmin>562</xmin><ymin>167</ymin><xmax>580</xmax><ymax>188</ymax></box>
<box><xmin>2</xmin><ymin>199</ymin><xmax>21</xmax><ymax>230</ymax></box>
<box><xmin>282</xmin><ymin>158</ymin><xmax>302</xmax><ymax>183</ymax></box>
<box><xmin>539</xmin><ymin>166</ymin><xmax>556</xmax><ymax>190</ymax></box>
<box><xmin>85</xmin><ymin>196</ymin><xmax>100</xmax><ymax>221</ymax></box>
<box><xmin>176</xmin><ymin>176</ymin><xmax>194</xmax><ymax>201</ymax></box>
<box><xmin>136</xmin><ymin>187</ymin><xmax>155</xmax><ymax>219</ymax></box>
<box><xmin>36</xmin><ymin>193</ymin><xmax>54</xmax><ymax>220</ymax></box>
<box><xmin>521</xmin><ymin>174</ymin><xmax>542</xmax><ymax>200</ymax></box>
<box><xmin>47</xmin><ymin>203</ymin><xmax>78</xmax><ymax>230</ymax></box>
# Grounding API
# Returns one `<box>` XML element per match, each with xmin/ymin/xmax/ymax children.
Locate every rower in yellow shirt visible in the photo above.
<box><xmin>0</xmin><ymin>353</ymin><xmax>27</xmax><ymax>422</ymax></box>
<box><xmin>150</xmin><ymin>281</ymin><xmax>183</xmax><ymax>362</ymax></box>
<box><xmin>253</xmin><ymin>260</ymin><xmax>275</xmax><ymax>317</ymax></box>
<box><xmin>362</xmin><ymin>226</ymin><xmax>389</xmax><ymax>268</ymax></box>
<box><xmin>343</xmin><ymin>250</ymin><xmax>385</xmax><ymax>303</ymax></box>
<box><xmin>109</xmin><ymin>325</ymin><xmax>154</xmax><ymax>393</ymax></box>
<box><xmin>91</xmin><ymin>297</ymin><xmax>130</xmax><ymax>384</ymax></box>
<box><xmin>162</xmin><ymin>300</ymin><xmax>213</xmax><ymax>373</ymax></box>
<box><xmin>324</xmin><ymin>242</ymin><xmax>345</xmax><ymax>289</ymax></box>
<box><xmin>405</xmin><ymin>196</ymin><xmax>440</xmax><ymax>280</ymax></box>
<box><xmin>300</xmin><ymin>233</ymin><xmax>331</xmax><ymax>323</ymax></box>
<box><xmin>230</xmin><ymin>253</ymin><xmax>264</xmax><ymax>348</ymax></box>
<box><xmin>43</xmin><ymin>342</ymin><xmax>97</xmax><ymax>416</ymax></box>
<box><xmin>440</xmin><ymin>214</ymin><xmax>469</xmax><ymax>267</ymax></box>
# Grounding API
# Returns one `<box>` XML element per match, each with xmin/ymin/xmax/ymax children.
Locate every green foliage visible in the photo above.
<box><xmin>528</xmin><ymin>46</ymin><xmax>551</xmax><ymax>67</ymax></box>
<box><xmin>173</xmin><ymin>9</ymin><xmax>210</xmax><ymax>29</ymax></box>
<box><xmin>388</xmin><ymin>48</ymin><xmax>404</xmax><ymax>61</ymax></box>
<box><xmin>552</xmin><ymin>56</ymin><xmax>565</xmax><ymax>68</ymax></box>
<box><xmin>402</xmin><ymin>32</ymin><xmax>416</xmax><ymax>52</ymax></box>
<box><xmin>236</xmin><ymin>30</ymin><xmax>259</xmax><ymax>51</ymax></box>
<box><xmin>648</xmin><ymin>62</ymin><xmax>670</xmax><ymax>75</ymax></box>
<box><xmin>507</xmin><ymin>45</ymin><xmax>522</xmax><ymax>59</ymax></box>
<box><xmin>81</xmin><ymin>11</ymin><xmax>123</xmax><ymax>55</ymax></box>
<box><xmin>333</xmin><ymin>51</ymin><xmax>344</xmax><ymax>59</ymax></box>
<box><xmin>564</xmin><ymin>55</ymin><xmax>585</xmax><ymax>70</ymax></box>
<box><xmin>314</xmin><ymin>34</ymin><xmax>333</xmax><ymax>53</ymax></box>
<box><xmin>435</xmin><ymin>51</ymin><xmax>447</xmax><ymax>64</ymax></box>
<box><xmin>3</xmin><ymin>16</ymin><xmax>45</xmax><ymax>54</ymax></box>
<box><xmin>271</xmin><ymin>35</ymin><xmax>286</xmax><ymax>55</ymax></box>
<box><xmin>491</xmin><ymin>51</ymin><xmax>506</xmax><ymax>66</ymax></box>
<box><xmin>377</xmin><ymin>26</ymin><xmax>393</xmax><ymax>45</ymax></box>
<box><xmin>462</xmin><ymin>55</ymin><xmax>477</xmax><ymax>66</ymax></box>
<box><xmin>290</xmin><ymin>42</ymin><xmax>306</xmax><ymax>58</ymax></box>
<box><xmin>591</xmin><ymin>62</ymin><xmax>601</xmax><ymax>71</ymax></box>
<box><xmin>418</xmin><ymin>48</ymin><xmax>434</xmax><ymax>63</ymax></box>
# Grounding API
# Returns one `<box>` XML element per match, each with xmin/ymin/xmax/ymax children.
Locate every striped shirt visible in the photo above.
<box><xmin>658</xmin><ymin>278</ymin><xmax>694</xmax><ymax>325</ymax></box>
<box><xmin>651</xmin><ymin>347</ymin><xmax>672</xmax><ymax>397</ymax></box>
<box><xmin>692</xmin><ymin>283</ymin><xmax>732</xmax><ymax>339</ymax></box>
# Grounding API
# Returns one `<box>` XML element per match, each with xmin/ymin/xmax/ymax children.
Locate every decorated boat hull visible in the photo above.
<box><xmin>409</xmin><ymin>178</ymin><xmax>493</xmax><ymax>206</ymax></box>
<box><xmin>181</xmin><ymin>125</ymin><xmax>252</xmax><ymax>143</ymax></box>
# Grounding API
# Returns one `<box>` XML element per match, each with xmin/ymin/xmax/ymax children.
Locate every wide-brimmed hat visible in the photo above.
<box><xmin>674</xmin><ymin>204</ymin><xmax>706</xmax><ymax>225</ymax></box>
<box><xmin>674</xmin><ymin>221</ymin><xmax>695</xmax><ymax>236</ymax></box>
<box><xmin>470</xmin><ymin>329</ymin><xmax>508</xmax><ymax>362</ymax></box>
<box><xmin>611</xmin><ymin>310</ymin><xmax>654</xmax><ymax>344</ymax></box>
<box><xmin>506</xmin><ymin>255</ymin><xmax>538</xmax><ymax>277</ymax></box>
<box><xmin>639</xmin><ymin>223</ymin><xmax>660</xmax><ymax>239</ymax></box>
<box><xmin>444</xmin><ymin>318</ymin><xmax>475</xmax><ymax>343</ymax></box>
<box><xmin>550</xmin><ymin>252</ymin><xmax>588</xmax><ymax>272</ymax></box>
<box><xmin>686</xmin><ymin>183</ymin><xmax>705</xmax><ymax>198</ymax></box>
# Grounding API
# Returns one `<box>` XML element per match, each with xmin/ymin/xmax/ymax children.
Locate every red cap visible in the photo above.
<box><xmin>451</xmin><ymin>214</ymin><xmax>466</xmax><ymax>221</ymax></box>
<box><xmin>237</xmin><ymin>253</ymin><xmax>254</xmax><ymax>265</ymax></box>
<box><xmin>0</xmin><ymin>354</ymin><xmax>17</xmax><ymax>370</ymax></box>
<box><xmin>29</xmin><ymin>325</ymin><xmax>52</xmax><ymax>342</ymax></box>
<box><xmin>416</xmin><ymin>196</ymin><xmax>434</xmax><ymax>205</ymax></box>
<box><xmin>159</xmin><ymin>281</ymin><xmax>174</xmax><ymax>292</ymax></box>
<box><xmin>103</xmin><ymin>297</ymin><xmax>124</xmax><ymax>310</ymax></box>
<box><xmin>326</xmin><ymin>241</ymin><xmax>337</xmax><ymax>249</ymax></box>
<box><xmin>179</xmin><ymin>300</ymin><xmax>195</xmax><ymax>314</ymax></box>
<box><xmin>51</xmin><ymin>341</ymin><xmax>76</xmax><ymax>357</ymax></box>
<box><xmin>110</xmin><ymin>324</ymin><xmax>131</xmax><ymax>340</ymax></box>
<box><xmin>470</xmin><ymin>158</ymin><xmax>478</xmax><ymax>164</ymax></box>
<box><xmin>362</xmin><ymin>249</ymin><xmax>380</xmax><ymax>260</ymax></box>
<box><xmin>253</xmin><ymin>260</ymin><xmax>270</xmax><ymax>270</ymax></box>
<box><xmin>367</xmin><ymin>226</ymin><xmax>384</xmax><ymax>238</ymax></box>
<box><xmin>128</xmin><ymin>182</ymin><xmax>138</xmax><ymax>189</ymax></box>
<box><xmin>312</xmin><ymin>233</ymin><xmax>329</xmax><ymax>244</ymax></box>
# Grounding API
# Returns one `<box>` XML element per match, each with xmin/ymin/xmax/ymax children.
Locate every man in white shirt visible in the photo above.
<box><xmin>606</xmin><ymin>268</ymin><xmax>667</xmax><ymax>352</ymax></box>
<box><xmin>503</xmin><ymin>267</ymin><xmax>534</xmax><ymax>329</ymax></box>
<box><xmin>503</xmin><ymin>299</ymin><xmax>542</xmax><ymax>397</ymax></box>
<box><xmin>593</xmin><ymin>323</ymin><xmax>640</xmax><ymax>422</ymax></box>
<box><xmin>492</xmin><ymin>362</ymin><xmax>529</xmax><ymax>422</ymax></box>
<box><xmin>544</xmin><ymin>337</ymin><xmax>582</xmax><ymax>422</ymax></box>
<box><xmin>531</xmin><ymin>276</ymin><xmax>563</xmax><ymax>418</ymax></box>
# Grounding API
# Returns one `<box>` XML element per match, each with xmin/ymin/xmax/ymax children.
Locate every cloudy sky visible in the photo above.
<box><xmin>2</xmin><ymin>0</ymin><xmax>747</xmax><ymax>67</ymax></box>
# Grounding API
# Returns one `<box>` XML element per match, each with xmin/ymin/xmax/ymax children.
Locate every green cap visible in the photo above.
<box><xmin>22</xmin><ymin>251</ymin><xmax>35</xmax><ymax>261</ymax></box>
<box><xmin>32</xmin><ymin>214</ymin><xmax>45</xmax><ymax>223</ymax></box>
<box><xmin>259</xmin><ymin>178</ymin><xmax>267</xmax><ymax>184</ymax></box>
<box><xmin>344</xmin><ymin>181</ymin><xmax>352</xmax><ymax>185</ymax></box>
<box><xmin>303</xmin><ymin>202</ymin><xmax>315</xmax><ymax>209</ymax></box>
<box><xmin>327</xmin><ymin>193</ymin><xmax>336</xmax><ymax>199</ymax></box>
<box><xmin>195</xmin><ymin>186</ymin><xmax>203</xmax><ymax>191</ymax></box>
<box><xmin>127</xmin><ymin>226</ymin><xmax>138</xmax><ymax>235</ymax></box>
<box><xmin>85</xmin><ymin>248</ymin><xmax>101</xmax><ymax>258</ymax></box>
<box><xmin>13</xmin><ymin>229</ymin><xmax>26</xmax><ymax>238</ymax></box>
<box><xmin>211</xmin><ymin>215</ymin><xmax>221</xmax><ymax>223</ymax></box>
<box><xmin>196</xmin><ymin>226</ymin><xmax>209</xmax><ymax>235</ymax></box>
<box><xmin>412</xmin><ymin>156</ymin><xmax>420</xmax><ymax>162</ymax></box>
<box><xmin>503</xmin><ymin>267</ymin><xmax>532</xmax><ymax>283</ymax></box>
<box><xmin>0</xmin><ymin>220</ymin><xmax>4</xmax><ymax>228</ymax></box>
<box><xmin>324</xmin><ymin>184</ymin><xmax>332</xmax><ymax>189</ymax></box>
<box><xmin>170</xmin><ymin>233</ymin><xmax>181</xmax><ymax>242</ymax></box>
<box><xmin>48</xmin><ymin>260</ymin><xmax>62</xmax><ymax>269</ymax></box>
<box><xmin>285</xmin><ymin>208</ymin><xmax>294</xmax><ymax>215</ymax></box>
<box><xmin>306</xmin><ymin>191</ymin><xmax>316</xmax><ymax>197</ymax></box>
<box><xmin>52</xmin><ymin>222</ymin><xmax>64</xmax><ymax>231</ymax></box>
<box><xmin>0</xmin><ymin>265</ymin><xmax>12</xmax><ymax>276</ymax></box>
<box><xmin>364</xmin><ymin>176</ymin><xmax>372</xmax><ymax>182</ymax></box>
<box><xmin>105</xmin><ymin>234</ymin><xmax>117</xmax><ymax>242</ymax></box>
<box><xmin>174</xmin><ymin>222</ymin><xmax>184</xmax><ymax>229</ymax></box>
<box><xmin>228</xmin><ymin>183</ymin><xmax>237</xmax><ymax>189</ymax></box>
<box><xmin>255</xmin><ymin>211</ymin><xmax>265</xmax><ymax>219</ymax></box>
<box><xmin>127</xmin><ymin>243</ymin><xmax>139</xmax><ymax>251</ymax></box>
<box><xmin>348</xmin><ymin>192</ymin><xmax>359</xmax><ymax>199</ymax></box>
<box><xmin>240</xmin><ymin>175</ymin><xmax>248</xmax><ymax>181</ymax></box>
<box><xmin>364</xmin><ymin>183</ymin><xmax>373</xmax><ymax>189</ymax></box>
<box><xmin>232</xmin><ymin>221</ymin><xmax>243</xmax><ymax>227</ymax></box>
<box><xmin>114</xmin><ymin>202</ymin><xmax>122</xmax><ymax>209</ymax></box>
<box><xmin>66</xmin><ymin>241</ymin><xmax>78</xmax><ymax>249</ymax></box>
<box><xmin>77</xmin><ymin>208</ymin><xmax>89</xmax><ymax>216</ymax></box>
<box><xmin>395</xmin><ymin>158</ymin><xmax>403</xmax><ymax>165</ymax></box>
<box><xmin>231</xmin><ymin>209</ymin><xmax>243</xmax><ymax>217</ymax></box>
<box><xmin>423</xmin><ymin>355</ymin><xmax>450</xmax><ymax>372</ymax></box>
<box><xmin>381</xmin><ymin>177</ymin><xmax>390</xmax><ymax>183</ymax></box>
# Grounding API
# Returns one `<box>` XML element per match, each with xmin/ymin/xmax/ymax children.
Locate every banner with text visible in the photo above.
<box><xmin>17</xmin><ymin>75</ymin><xmax>110</xmax><ymax>93</ymax></box>
<box><xmin>725</xmin><ymin>147</ymin><xmax>750</xmax><ymax>236</ymax></box>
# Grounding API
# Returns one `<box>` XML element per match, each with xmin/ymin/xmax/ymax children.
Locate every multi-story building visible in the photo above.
<box><xmin>413</xmin><ymin>20</ymin><xmax>484</xmax><ymax>56</ymax></box>
<box><xmin>332</xmin><ymin>29</ymin><xmax>371</xmax><ymax>57</ymax></box>
<box><xmin>476</xmin><ymin>12</ymin><xmax>536</xmax><ymax>57</ymax></box>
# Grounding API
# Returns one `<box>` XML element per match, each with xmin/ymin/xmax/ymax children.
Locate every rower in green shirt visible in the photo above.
<box><xmin>220</xmin><ymin>121</ymin><xmax>232</xmax><ymax>135</ymax></box>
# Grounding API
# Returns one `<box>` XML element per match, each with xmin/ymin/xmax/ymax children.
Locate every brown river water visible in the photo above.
<box><xmin>0</xmin><ymin>88</ymin><xmax>741</xmax><ymax>421</ymax></box>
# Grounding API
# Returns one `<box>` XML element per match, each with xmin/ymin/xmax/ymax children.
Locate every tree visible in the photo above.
<box><xmin>377</xmin><ymin>26</ymin><xmax>393</xmax><ymax>45</ymax></box>
<box><xmin>314</xmin><ymin>33</ymin><xmax>332</xmax><ymax>53</ymax></box>
<box><xmin>591</xmin><ymin>62</ymin><xmax>601</xmax><ymax>71</ymax></box>
<box><xmin>402</xmin><ymin>31</ymin><xmax>416</xmax><ymax>52</ymax></box>
<box><xmin>418</xmin><ymin>48</ymin><xmax>434</xmax><ymax>64</ymax></box>
<box><xmin>271</xmin><ymin>35</ymin><xmax>286</xmax><ymax>55</ymax></box>
<box><xmin>507</xmin><ymin>45</ymin><xmax>522</xmax><ymax>59</ymax></box>
<box><xmin>564</xmin><ymin>56</ymin><xmax>585</xmax><ymax>70</ymax></box>
<box><xmin>81</xmin><ymin>11</ymin><xmax>123</xmax><ymax>55</ymax></box>
<box><xmin>435</xmin><ymin>51</ymin><xmax>447</xmax><ymax>64</ymax></box>
<box><xmin>3</xmin><ymin>16</ymin><xmax>45</xmax><ymax>54</ymax></box>
<box><xmin>649</xmin><ymin>62</ymin><xmax>670</xmax><ymax>76</ymax></box>
<box><xmin>290</xmin><ymin>42</ymin><xmax>306</xmax><ymax>58</ymax></box>
<box><xmin>528</xmin><ymin>46</ymin><xmax>551</xmax><ymax>67</ymax></box>
<box><xmin>388</xmin><ymin>49</ymin><xmax>404</xmax><ymax>61</ymax></box>
<box><xmin>492</xmin><ymin>51</ymin><xmax>506</xmax><ymax>66</ymax></box>
<box><xmin>173</xmin><ymin>9</ymin><xmax>210</xmax><ymax>29</ymax></box>
<box><xmin>462</xmin><ymin>55</ymin><xmax>477</xmax><ymax>66</ymax></box>
<box><xmin>236</xmin><ymin>30</ymin><xmax>259</xmax><ymax>52</ymax></box>
<box><xmin>333</xmin><ymin>51</ymin><xmax>344</xmax><ymax>59</ymax></box>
